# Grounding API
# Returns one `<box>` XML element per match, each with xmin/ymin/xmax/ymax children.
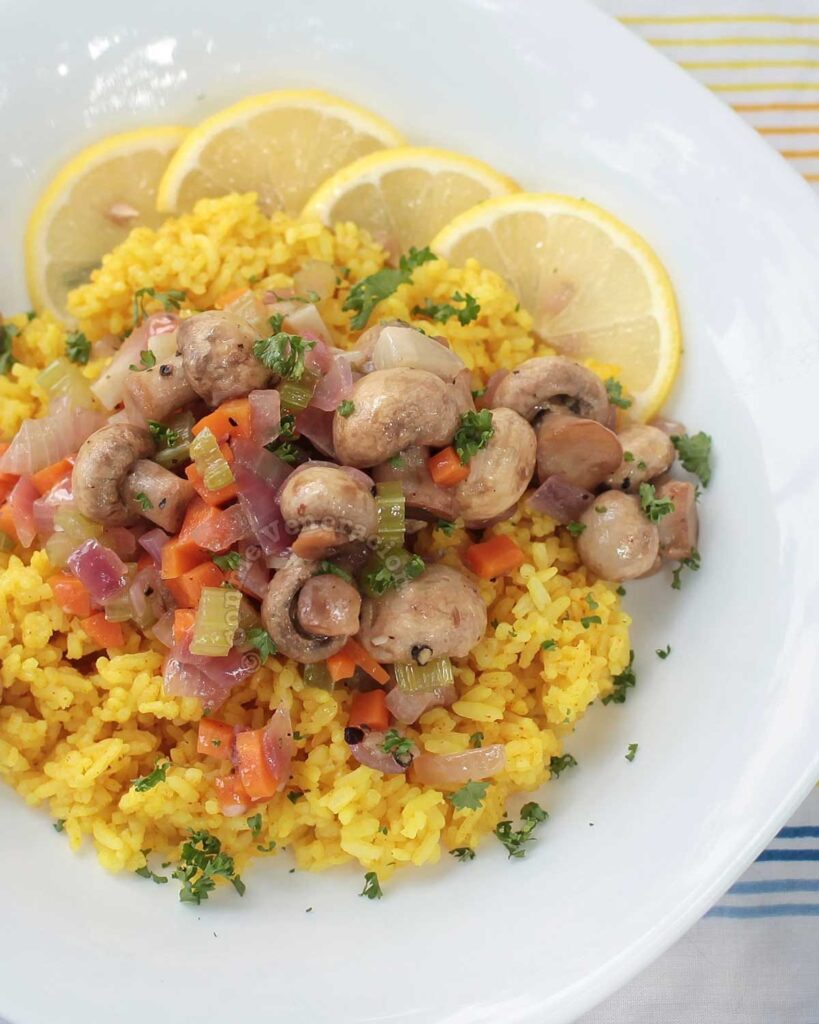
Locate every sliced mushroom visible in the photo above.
<box><xmin>576</xmin><ymin>490</ymin><xmax>660</xmax><ymax>581</ymax></box>
<box><xmin>535</xmin><ymin>414</ymin><xmax>623</xmax><ymax>490</ymax></box>
<box><xmin>177</xmin><ymin>310</ymin><xmax>270</xmax><ymax>407</ymax></box>
<box><xmin>122</xmin><ymin>353</ymin><xmax>197</xmax><ymax>422</ymax></box>
<box><xmin>121</xmin><ymin>459</ymin><xmax>195</xmax><ymax>533</ymax></box>
<box><xmin>357</xmin><ymin>564</ymin><xmax>487</xmax><ymax>664</ymax></box>
<box><xmin>490</xmin><ymin>355</ymin><xmax>611</xmax><ymax>424</ymax></box>
<box><xmin>296</xmin><ymin>574</ymin><xmax>362</xmax><ymax>637</ymax></box>
<box><xmin>372</xmin><ymin>445</ymin><xmax>458</xmax><ymax>521</ymax></box>
<box><xmin>656</xmin><ymin>480</ymin><xmax>699</xmax><ymax>560</ymax></box>
<box><xmin>455</xmin><ymin>408</ymin><xmax>536</xmax><ymax>526</ymax></box>
<box><xmin>278</xmin><ymin>465</ymin><xmax>378</xmax><ymax>559</ymax></box>
<box><xmin>261</xmin><ymin>556</ymin><xmax>349</xmax><ymax>664</ymax></box>
<box><xmin>72</xmin><ymin>424</ymin><xmax>155</xmax><ymax>527</ymax></box>
<box><xmin>606</xmin><ymin>424</ymin><xmax>676</xmax><ymax>492</ymax></box>
<box><xmin>332</xmin><ymin>368</ymin><xmax>461</xmax><ymax>468</ymax></box>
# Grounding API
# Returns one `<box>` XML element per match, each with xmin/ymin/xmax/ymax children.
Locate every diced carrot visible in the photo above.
<box><xmin>185</xmin><ymin>463</ymin><xmax>238</xmax><ymax>507</ymax></box>
<box><xmin>164</xmin><ymin>561</ymin><xmax>226</xmax><ymax>608</ymax></box>
<box><xmin>179</xmin><ymin>497</ymin><xmax>218</xmax><ymax>542</ymax></box>
<box><xmin>338</xmin><ymin>638</ymin><xmax>390</xmax><ymax>686</ymax></box>
<box><xmin>326</xmin><ymin>650</ymin><xmax>357</xmax><ymax>683</ymax></box>
<box><xmin>192</xmin><ymin>399</ymin><xmax>252</xmax><ymax>443</ymax></box>
<box><xmin>197</xmin><ymin>718</ymin><xmax>235</xmax><ymax>759</ymax></box>
<box><xmin>427</xmin><ymin>446</ymin><xmax>470</xmax><ymax>487</ymax></box>
<box><xmin>235</xmin><ymin>729</ymin><xmax>279</xmax><ymax>801</ymax></box>
<box><xmin>173</xmin><ymin>608</ymin><xmax>196</xmax><ymax>644</ymax></box>
<box><xmin>348</xmin><ymin>690</ymin><xmax>389</xmax><ymax>732</ymax></box>
<box><xmin>215</xmin><ymin>773</ymin><xmax>252</xmax><ymax>815</ymax></box>
<box><xmin>161</xmin><ymin>536</ymin><xmax>207</xmax><ymax>580</ymax></box>
<box><xmin>464</xmin><ymin>534</ymin><xmax>525</xmax><ymax>579</ymax></box>
<box><xmin>80</xmin><ymin>612</ymin><xmax>125</xmax><ymax>649</ymax></box>
<box><xmin>31</xmin><ymin>458</ymin><xmax>73</xmax><ymax>496</ymax></box>
<box><xmin>0</xmin><ymin>503</ymin><xmax>18</xmax><ymax>544</ymax></box>
<box><xmin>213</xmin><ymin>287</ymin><xmax>249</xmax><ymax>310</ymax></box>
<box><xmin>49</xmin><ymin>571</ymin><xmax>93</xmax><ymax>618</ymax></box>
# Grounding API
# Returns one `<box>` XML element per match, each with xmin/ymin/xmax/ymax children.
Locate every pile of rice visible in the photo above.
<box><xmin>0</xmin><ymin>194</ymin><xmax>630</xmax><ymax>887</ymax></box>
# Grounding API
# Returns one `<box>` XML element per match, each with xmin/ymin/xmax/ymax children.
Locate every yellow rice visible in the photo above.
<box><xmin>0</xmin><ymin>193</ymin><xmax>630</xmax><ymax>887</ymax></box>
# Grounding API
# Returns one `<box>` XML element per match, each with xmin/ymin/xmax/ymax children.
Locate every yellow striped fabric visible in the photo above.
<box><xmin>600</xmin><ymin>2</ymin><xmax>819</xmax><ymax>184</ymax></box>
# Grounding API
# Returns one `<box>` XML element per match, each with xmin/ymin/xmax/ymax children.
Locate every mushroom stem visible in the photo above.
<box><xmin>122</xmin><ymin>460</ymin><xmax>195</xmax><ymax>533</ymax></box>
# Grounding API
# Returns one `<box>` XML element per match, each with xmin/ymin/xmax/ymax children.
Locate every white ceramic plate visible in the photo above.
<box><xmin>1</xmin><ymin>2</ymin><xmax>818</xmax><ymax>1022</ymax></box>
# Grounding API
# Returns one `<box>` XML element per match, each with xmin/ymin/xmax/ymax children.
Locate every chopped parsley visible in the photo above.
<box><xmin>147</xmin><ymin>420</ymin><xmax>179</xmax><ymax>447</ymax></box>
<box><xmin>623</xmin><ymin>451</ymin><xmax>635</xmax><ymax>463</ymax></box>
<box><xmin>132</xmin><ymin>287</ymin><xmax>186</xmax><ymax>327</ymax></box>
<box><xmin>616</xmin><ymin>585</ymin><xmax>626</xmax><ymax>596</ymax></box>
<box><xmin>469</xmin><ymin>731</ymin><xmax>484</xmax><ymax>749</ymax></box>
<box><xmin>387</xmin><ymin>454</ymin><xmax>405</xmax><ymax>469</ymax></box>
<box><xmin>541</xmin><ymin>639</ymin><xmax>558</xmax><ymax>651</ymax></box>
<box><xmin>267</xmin><ymin>440</ymin><xmax>303</xmax><ymax>465</ymax></box>
<box><xmin>337</xmin><ymin>399</ymin><xmax>355</xmax><ymax>417</ymax></box>
<box><xmin>0</xmin><ymin>322</ymin><xmax>19</xmax><ymax>375</ymax></box>
<box><xmin>626</xmin><ymin>743</ymin><xmax>639</xmax><ymax>762</ymax></box>
<box><xmin>278</xmin><ymin>412</ymin><xmax>296</xmax><ymax>438</ymax></box>
<box><xmin>136</xmin><ymin>852</ymin><xmax>169</xmax><ymax>885</ymax></box>
<box><xmin>549</xmin><ymin>753</ymin><xmax>578</xmax><ymax>778</ymax></box>
<box><xmin>605</xmin><ymin>377</ymin><xmax>632</xmax><ymax>409</ymax></box>
<box><xmin>246</xmin><ymin>813</ymin><xmax>263</xmax><ymax>838</ymax></box>
<box><xmin>360</xmin><ymin>871</ymin><xmax>384</xmax><ymax>900</ymax></box>
<box><xmin>316</xmin><ymin>560</ymin><xmax>353</xmax><ymax>583</ymax></box>
<box><xmin>132</xmin><ymin>760</ymin><xmax>169</xmax><ymax>792</ymax></box>
<box><xmin>671</xmin><ymin>549</ymin><xmax>701</xmax><ymax>590</ymax></box>
<box><xmin>172</xmin><ymin>829</ymin><xmax>245</xmax><ymax>904</ymax></box>
<box><xmin>494</xmin><ymin>802</ymin><xmax>548</xmax><ymax>859</ymax></box>
<box><xmin>656</xmin><ymin>645</ymin><xmax>671</xmax><ymax>660</ymax></box>
<box><xmin>362</xmin><ymin>553</ymin><xmax>425</xmax><ymax>595</ymax></box>
<box><xmin>602</xmin><ymin>650</ymin><xmax>636</xmax><ymax>705</ymax></box>
<box><xmin>587</xmin><ymin>594</ymin><xmax>598</xmax><ymax>610</ymax></box>
<box><xmin>594</xmin><ymin>505</ymin><xmax>608</xmax><ymax>514</ymax></box>
<box><xmin>257</xmin><ymin>840</ymin><xmax>277</xmax><ymax>853</ymax></box>
<box><xmin>580</xmin><ymin>615</ymin><xmax>602</xmax><ymax>629</ymax></box>
<box><xmin>671</xmin><ymin>431</ymin><xmax>713</xmax><ymax>487</ymax></box>
<box><xmin>450</xmin><ymin>847</ymin><xmax>476</xmax><ymax>862</ymax></box>
<box><xmin>471</xmin><ymin>387</ymin><xmax>486</xmax><ymax>399</ymax></box>
<box><xmin>287</xmin><ymin>790</ymin><xmax>304</xmax><ymax>804</ymax></box>
<box><xmin>436</xmin><ymin>518</ymin><xmax>456</xmax><ymax>536</ymax></box>
<box><xmin>447</xmin><ymin>780</ymin><xmax>489</xmax><ymax>811</ymax></box>
<box><xmin>412</xmin><ymin>291</ymin><xmax>480</xmax><ymax>326</ymax></box>
<box><xmin>212</xmin><ymin>551</ymin><xmax>242</xmax><ymax>571</ymax></box>
<box><xmin>267</xmin><ymin>312</ymin><xmax>284</xmax><ymax>334</ymax></box>
<box><xmin>381</xmin><ymin>729</ymin><xmax>414</xmax><ymax>768</ymax></box>
<box><xmin>246</xmin><ymin>627</ymin><xmax>278</xmax><ymax>664</ymax></box>
<box><xmin>134</xmin><ymin>491</ymin><xmax>153</xmax><ymax>511</ymax></box>
<box><xmin>53</xmin><ymin>818</ymin><xmax>66</xmax><ymax>833</ymax></box>
<box><xmin>566</xmin><ymin>521</ymin><xmax>586</xmax><ymax>537</ymax></box>
<box><xmin>129</xmin><ymin>349</ymin><xmax>156</xmax><ymax>372</ymax></box>
<box><xmin>343</xmin><ymin>246</ymin><xmax>438</xmax><ymax>330</ymax></box>
<box><xmin>453</xmin><ymin>409</ymin><xmax>494</xmax><ymax>464</ymax></box>
<box><xmin>65</xmin><ymin>330</ymin><xmax>91</xmax><ymax>365</ymax></box>
<box><xmin>253</xmin><ymin>332</ymin><xmax>315</xmax><ymax>380</ymax></box>
<box><xmin>639</xmin><ymin>482</ymin><xmax>675</xmax><ymax>523</ymax></box>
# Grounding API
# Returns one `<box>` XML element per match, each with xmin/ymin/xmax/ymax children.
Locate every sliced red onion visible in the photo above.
<box><xmin>411</xmin><ymin>744</ymin><xmax>506</xmax><ymax>786</ymax></box>
<box><xmin>151</xmin><ymin>610</ymin><xmax>175</xmax><ymax>648</ymax></box>
<box><xmin>163</xmin><ymin>641</ymin><xmax>257</xmax><ymax>710</ymax></box>
<box><xmin>8</xmin><ymin>476</ymin><xmax>39</xmax><ymax>548</ymax></box>
<box><xmin>528</xmin><ymin>475</ymin><xmax>594</xmax><ymax>524</ymax></box>
<box><xmin>32</xmin><ymin>474</ymin><xmax>73</xmax><ymax>538</ymax></box>
<box><xmin>0</xmin><ymin>408</ymin><xmax>106</xmax><ymax>476</ymax></box>
<box><xmin>262</xmin><ymin>705</ymin><xmax>294</xmax><ymax>792</ymax></box>
<box><xmin>231</xmin><ymin>438</ymin><xmax>293</xmax><ymax>488</ymax></box>
<box><xmin>249</xmin><ymin>389</ymin><xmax>282</xmax><ymax>446</ymax></box>
<box><xmin>295</xmin><ymin>405</ymin><xmax>335</xmax><ymax>457</ymax></box>
<box><xmin>188</xmin><ymin>503</ymin><xmax>250</xmax><ymax>553</ymax></box>
<box><xmin>102</xmin><ymin>526</ymin><xmax>139</xmax><ymax>560</ymax></box>
<box><xmin>235</xmin><ymin>465</ymin><xmax>291</xmax><ymax>558</ymax></box>
<box><xmin>304</xmin><ymin>336</ymin><xmax>334</xmax><ymax>375</ymax></box>
<box><xmin>67</xmin><ymin>539</ymin><xmax>128</xmax><ymax>603</ymax></box>
<box><xmin>385</xmin><ymin>684</ymin><xmax>457</xmax><ymax>726</ymax></box>
<box><xmin>310</xmin><ymin>353</ymin><xmax>353</xmax><ymax>412</ymax></box>
<box><xmin>129</xmin><ymin>565</ymin><xmax>173</xmax><ymax>629</ymax></box>
<box><xmin>345</xmin><ymin>728</ymin><xmax>418</xmax><ymax>775</ymax></box>
<box><xmin>138</xmin><ymin>527</ymin><xmax>171</xmax><ymax>566</ymax></box>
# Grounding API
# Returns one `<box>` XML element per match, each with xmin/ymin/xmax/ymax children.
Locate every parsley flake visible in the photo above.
<box><xmin>343</xmin><ymin>246</ymin><xmax>437</xmax><ymax>330</ymax></box>
<box><xmin>605</xmin><ymin>377</ymin><xmax>632</xmax><ymax>409</ymax></box>
<box><xmin>337</xmin><ymin>399</ymin><xmax>355</xmax><ymax>417</ymax></box>
<box><xmin>360</xmin><ymin>871</ymin><xmax>384</xmax><ymax>900</ymax></box>
<box><xmin>671</xmin><ymin>431</ymin><xmax>713</xmax><ymax>487</ymax></box>
<box><xmin>132</xmin><ymin>761</ymin><xmax>169</xmax><ymax>792</ymax></box>
<box><xmin>623</xmin><ymin>451</ymin><xmax>635</xmax><ymax>463</ymax></box>
<box><xmin>447</xmin><ymin>780</ymin><xmax>489</xmax><ymax>811</ymax></box>
<box><xmin>549</xmin><ymin>753</ymin><xmax>578</xmax><ymax>778</ymax></box>
<box><xmin>387</xmin><ymin>454</ymin><xmax>405</xmax><ymax>469</ymax></box>
<box><xmin>602</xmin><ymin>651</ymin><xmax>636</xmax><ymax>705</ymax></box>
<box><xmin>0</xmin><ymin>322</ymin><xmax>19</xmax><ymax>375</ymax></box>
<box><xmin>66</xmin><ymin>330</ymin><xmax>91</xmax><ymax>365</ymax></box>
<box><xmin>469</xmin><ymin>731</ymin><xmax>484</xmax><ymax>749</ymax></box>
<box><xmin>257</xmin><ymin>840</ymin><xmax>277</xmax><ymax>853</ymax></box>
<box><xmin>132</xmin><ymin>287</ymin><xmax>186</xmax><ymax>327</ymax></box>
<box><xmin>453</xmin><ymin>409</ymin><xmax>494</xmax><ymax>464</ymax></box>
<box><xmin>53</xmin><ymin>818</ymin><xmax>66</xmax><ymax>833</ymax></box>
<box><xmin>147</xmin><ymin>420</ymin><xmax>179</xmax><ymax>447</ymax></box>
<box><xmin>566</xmin><ymin>521</ymin><xmax>586</xmax><ymax>538</ymax></box>
<box><xmin>316</xmin><ymin>560</ymin><xmax>353</xmax><ymax>583</ymax></box>
<box><xmin>412</xmin><ymin>291</ymin><xmax>480</xmax><ymax>326</ymax></box>
<box><xmin>580</xmin><ymin>615</ymin><xmax>602</xmax><ymax>629</ymax></box>
<box><xmin>626</xmin><ymin>743</ymin><xmax>639</xmax><ymax>762</ymax></box>
<box><xmin>436</xmin><ymin>518</ymin><xmax>456</xmax><ymax>536</ymax></box>
<box><xmin>639</xmin><ymin>482</ymin><xmax>675</xmax><ymax>523</ymax></box>
<box><xmin>450</xmin><ymin>847</ymin><xmax>476</xmax><ymax>862</ymax></box>
<box><xmin>246</xmin><ymin>627</ymin><xmax>278</xmax><ymax>664</ymax></box>
<box><xmin>246</xmin><ymin>814</ymin><xmax>262</xmax><ymax>838</ymax></box>
<box><xmin>494</xmin><ymin>802</ymin><xmax>548</xmax><ymax>859</ymax></box>
<box><xmin>134</xmin><ymin>491</ymin><xmax>153</xmax><ymax>511</ymax></box>
<box><xmin>253</xmin><ymin>332</ymin><xmax>315</xmax><ymax>380</ymax></box>
<box><xmin>656</xmin><ymin>645</ymin><xmax>671</xmax><ymax>660</ymax></box>
<box><xmin>541</xmin><ymin>639</ymin><xmax>558</xmax><ymax>651</ymax></box>
<box><xmin>381</xmin><ymin>729</ymin><xmax>415</xmax><ymax>768</ymax></box>
<box><xmin>287</xmin><ymin>790</ymin><xmax>304</xmax><ymax>804</ymax></box>
<box><xmin>129</xmin><ymin>349</ymin><xmax>156</xmax><ymax>372</ymax></box>
<box><xmin>671</xmin><ymin>549</ymin><xmax>701</xmax><ymax>590</ymax></box>
<box><xmin>212</xmin><ymin>551</ymin><xmax>242</xmax><ymax>571</ymax></box>
<box><xmin>172</xmin><ymin>829</ymin><xmax>245</xmax><ymax>904</ymax></box>
<box><xmin>136</xmin><ymin>852</ymin><xmax>169</xmax><ymax>885</ymax></box>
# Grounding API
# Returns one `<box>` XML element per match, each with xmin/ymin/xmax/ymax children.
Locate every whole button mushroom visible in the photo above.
<box><xmin>535</xmin><ymin>413</ymin><xmax>623</xmax><ymax>491</ymax></box>
<box><xmin>177</xmin><ymin>310</ymin><xmax>271</xmax><ymax>407</ymax></box>
<box><xmin>73</xmin><ymin>423</ymin><xmax>194</xmax><ymax>531</ymax></box>
<box><xmin>576</xmin><ymin>490</ymin><xmax>660</xmax><ymax>581</ymax></box>
<box><xmin>278</xmin><ymin>465</ymin><xmax>378</xmax><ymax>559</ymax></box>
<box><xmin>357</xmin><ymin>564</ymin><xmax>487</xmax><ymax>664</ymax></box>
<box><xmin>332</xmin><ymin>368</ymin><xmax>462</xmax><ymax>468</ymax></box>
<box><xmin>455</xmin><ymin>408</ymin><xmax>536</xmax><ymax>526</ymax></box>
<box><xmin>296</xmin><ymin>575</ymin><xmax>362</xmax><ymax>637</ymax></box>
<box><xmin>490</xmin><ymin>355</ymin><xmax>611</xmax><ymax>425</ymax></box>
<box><xmin>606</xmin><ymin>423</ymin><xmax>676</xmax><ymax>493</ymax></box>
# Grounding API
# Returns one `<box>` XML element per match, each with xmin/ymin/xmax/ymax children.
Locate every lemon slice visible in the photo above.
<box><xmin>301</xmin><ymin>146</ymin><xmax>518</xmax><ymax>254</ymax></box>
<box><xmin>431</xmin><ymin>193</ymin><xmax>681</xmax><ymax>420</ymax></box>
<box><xmin>25</xmin><ymin>126</ymin><xmax>186</xmax><ymax>318</ymax></box>
<box><xmin>156</xmin><ymin>89</ymin><xmax>404</xmax><ymax>216</ymax></box>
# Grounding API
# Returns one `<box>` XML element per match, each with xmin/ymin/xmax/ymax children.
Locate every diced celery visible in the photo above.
<box><xmin>360</xmin><ymin>545</ymin><xmax>425</xmax><ymax>598</ymax></box>
<box><xmin>37</xmin><ymin>357</ymin><xmax>94</xmax><ymax>409</ymax></box>
<box><xmin>190</xmin><ymin>426</ymin><xmax>235</xmax><ymax>492</ymax></box>
<box><xmin>189</xmin><ymin>586</ymin><xmax>242</xmax><ymax>656</ymax></box>
<box><xmin>0</xmin><ymin>531</ymin><xmax>15</xmax><ymax>553</ymax></box>
<box><xmin>303</xmin><ymin>662</ymin><xmax>333</xmax><ymax>691</ymax></box>
<box><xmin>103</xmin><ymin>590</ymin><xmax>134</xmax><ymax>623</ymax></box>
<box><xmin>45</xmin><ymin>509</ymin><xmax>105</xmax><ymax>568</ymax></box>
<box><xmin>154</xmin><ymin>442</ymin><xmax>190</xmax><ymax>469</ymax></box>
<box><xmin>279</xmin><ymin>369</ymin><xmax>318</xmax><ymax>413</ymax></box>
<box><xmin>375</xmin><ymin>480</ymin><xmax>405</xmax><ymax>549</ymax></box>
<box><xmin>394</xmin><ymin>657</ymin><xmax>454</xmax><ymax>694</ymax></box>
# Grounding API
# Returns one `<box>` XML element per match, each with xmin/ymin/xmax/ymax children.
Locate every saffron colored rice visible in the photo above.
<box><xmin>0</xmin><ymin>193</ymin><xmax>630</xmax><ymax>887</ymax></box>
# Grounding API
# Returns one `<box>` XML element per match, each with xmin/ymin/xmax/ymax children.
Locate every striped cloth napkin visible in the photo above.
<box><xmin>583</xmin><ymin>3</ymin><xmax>819</xmax><ymax>1019</ymax></box>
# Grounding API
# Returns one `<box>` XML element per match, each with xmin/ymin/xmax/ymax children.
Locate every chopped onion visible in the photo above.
<box><xmin>528</xmin><ymin>476</ymin><xmax>594</xmax><ymax>524</ymax></box>
<box><xmin>45</xmin><ymin>506</ymin><xmax>103</xmax><ymax>568</ymax></box>
<box><xmin>0</xmin><ymin>407</ymin><xmax>106</xmax><ymax>476</ymax></box>
<box><xmin>310</xmin><ymin>353</ymin><xmax>353</xmax><ymax>412</ymax></box>
<box><xmin>294</xmin><ymin>405</ymin><xmax>335</xmax><ymax>457</ymax></box>
<box><xmin>235</xmin><ymin>465</ymin><xmax>291</xmax><ymax>558</ymax></box>
<box><xmin>225</xmin><ymin>291</ymin><xmax>269</xmax><ymax>336</ymax></box>
<box><xmin>293</xmin><ymin>259</ymin><xmax>337</xmax><ymax>301</ymax></box>
<box><xmin>346</xmin><ymin>728</ymin><xmax>418</xmax><ymax>775</ymax></box>
<box><xmin>92</xmin><ymin>334</ymin><xmax>120</xmax><ymax>360</ymax></box>
<box><xmin>151</xmin><ymin>610</ymin><xmax>175</xmax><ymax>648</ymax></box>
<box><xmin>32</xmin><ymin>473</ymin><xmax>73</xmax><ymax>539</ymax></box>
<box><xmin>411</xmin><ymin>744</ymin><xmax>506</xmax><ymax>786</ymax></box>
<box><xmin>372</xmin><ymin>325</ymin><xmax>465</xmax><ymax>382</ymax></box>
<box><xmin>248</xmin><ymin>389</ymin><xmax>281</xmax><ymax>446</ymax></box>
<box><xmin>147</xmin><ymin>329</ymin><xmax>179</xmax><ymax>365</ymax></box>
<box><xmin>190</xmin><ymin>586</ymin><xmax>242</xmax><ymax>656</ymax></box>
<box><xmin>231</xmin><ymin>438</ymin><xmax>293</xmax><ymax>488</ymax></box>
<box><xmin>67</xmin><ymin>539</ymin><xmax>128</xmax><ymax>604</ymax></box>
<box><xmin>163</xmin><ymin>642</ymin><xmax>256</xmax><ymax>710</ymax></box>
<box><xmin>232</xmin><ymin>539</ymin><xmax>272</xmax><ymax>598</ymax></box>
<box><xmin>101</xmin><ymin>526</ymin><xmax>139</xmax><ymax>560</ymax></box>
<box><xmin>262</xmin><ymin>705</ymin><xmax>294</xmax><ymax>790</ymax></box>
<box><xmin>283</xmin><ymin>304</ymin><xmax>333</xmax><ymax>345</ymax></box>
<box><xmin>394</xmin><ymin>656</ymin><xmax>454</xmax><ymax>694</ymax></box>
<box><xmin>190</xmin><ymin>426</ymin><xmax>235</xmax><ymax>491</ymax></box>
<box><xmin>8</xmin><ymin>477</ymin><xmax>39</xmax><ymax>548</ymax></box>
<box><xmin>304</xmin><ymin>337</ymin><xmax>334</xmax><ymax>376</ymax></box>
<box><xmin>128</xmin><ymin>565</ymin><xmax>173</xmax><ymax>629</ymax></box>
<box><xmin>386</xmin><ymin>684</ymin><xmax>457</xmax><ymax>725</ymax></box>
<box><xmin>187</xmin><ymin>503</ymin><xmax>249</xmax><ymax>552</ymax></box>
<box><xmin>91</xmin><ymin>314</ymin><xmax>178</xmax><ymax>409</ymax></box>
<box><xmin>138</xmin><ymin>527</ymin><xmax>171</xmax><ymax>566</ymax></box>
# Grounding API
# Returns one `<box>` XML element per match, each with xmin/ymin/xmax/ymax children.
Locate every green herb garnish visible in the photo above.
<box><xmin>360</xmin><ymin>871</ymin><xmax>384</xmax><ymax>900</ymax></box>
<box><xmin>361</xmin><ymin>553</ymin><xmax>425</xmax><ymax>595</ymax></box>
<box><xmin>213</xmin><ymin>551</ymin><xmax>242</xmax><ymax>571</ymax></box>
<box><xmin>136</xmin><ymin>852</ymin><xmax>169</xmax><ymax>885</ymax></box>
<box><xmin>0</xmin><ymin>322</ymin><xmax>19</xmax><ymax>375</ymax></box>
<box><xmin>412</xmin><ymin>291</ymin><xmax>480</xmax><ymax>326</ymax></box>
<box><xmin>147</xmin><ymin>420</ymin><xmax>179</xmax><ymax>447</ymax></box>
<box><xmin>671</xmin><ymin>549</ymin><xmax>701</xmax><ymax>590</ymax></box>
<box><xmin>316</xmin><ymin>560</ymin><xmax>353</xmax><ymax>583</ymax></box>
<box><xmin>337</xmin><ymin>399</ymin><xmax>355</xmax><ymax>417</ymax></box>
<box><xmin>53</xmin><ymin>819</ymin><xmax>66</xmax><ymax>833</ymax></box>
<box><xmin>132</xmin><ymin>760</ymin><xmax>169</xmax><ymax>792</ymax></box>
<box><xmin>172</xmin><ymin>829</ymin><xmax>245</xmax><ymax>904</ymax></box>
<box><xmin>343</xmin><ymin>246</ymin><xmax>438</xmax><ymax>330</ymax></box>
<box><xmin>639</xmin><ymin>482</ymin><xmax>675</xmax><ymax>523</ymax></box>
<box><xmin>623</xmin><ymin>451</ymin><xmax>635</xmax><ymax>463</ymax></box>
<box><xmin>447</xmin><ymin>780</ymin><xmax>489</xmax><ymax>811</ymax></box>
<box><xmin>453</xmin><ymin>409</ymin><xmax>494</xmax><ymax>464</ymax></box>
<box><xmin>566</xmin><ymin>521</ymin><xmax>586</xmax><ymax>538</ymax></box>
<box><xmin>494</xmin><ymin>802</ymin><xmax>548</xmax><ymax>859</ymax></box>
<box><xmin>671</xmin><ymin>431</ymin><xmax>713</xmax><ymax>487</ymax></box>
<box><xmin>253</xmin><ymin>332</ymin><xmax>315</xmax><ymax>379</ymax></box>
<box><xmin>246</xmin><ymin>814</ymin><xmax>263</xmax><ymax>838</ymax></box>
<box><xmin>65</xmin><ymin>330</ymin><xmax>91</xmax><ymax>365</ymax></box>
<box><xmin>134</xmin><ymin>491</ymin><xmax>153</xmax><ymax>511</ymax></box>
<box><xmin>602</xmin><ymin>650</ymin><xmax>636</xmax><ymax>705</ymax></box>
<box><xmin>580</xmin><ymin>615</ymin><xmax>602</xmax><ymax>629</ymax></box>
<box><xmin>549</xmin><ymin>754</ymin><xmax>578</xmax><ymax>778</ymax></box>
<box><xmin>287</xmin><ymin>790</ymin><xmax>304</xmax><ymax>804</ymax></box>
<box><xmin>257</xmin><ymin>840</ymin><xmax>277</xmax><ymax>853</ymax></box>
<box><xmin>266</xmin><ymin>440</ymin><xmax>303</xmax><ymax>465</ymax></box>
<box><xmin>387</xmin><ymin>454</ymin><xmax>405</xmax><ymax>469</ymax></box>
<box><xmin>541</xmin><ymin>639</ymin><xmax>558</xmax><ymax>652</ymax></box>
<box><xmin>656</xmin><ymin>645</ymin><xmax>671</xmax><ymax>660</ymax></box>
<box><xmin>605</xmin><ymin>377</ymin><xmax>632</xmax><ymax>409</ymax></box>
<box><xmin>129</xmin><ymin>349</ymin><xmax>156</xmax><ymax>372</ymax></box>
<box><xmin>436</xmin><ymin>518</ymin><xmax>456</xmax><ymax>536</ymax></box>
<box><xmin>246</xmin><ymin>627</ymin><xmax>278</xmax><ymax>664</ymax></box>
<box><xmin>626</xmin><ymin>743</ymin><xmax>639</xmax><ymax>762</ymax></box>
<box><xmin>469</xmin><ymin>731</ymin><xmax>484</xmax><ymax>749</ymax></box>
<box><xmin>381</xmin><ymin>729</ymin><xmax>414</xmax><ymax>767</ymax></box>
<box><xmin>132</xmin><ymin>287</ymin><xmax>186</xmax><ymax>326</ymax></box>
<box><xmin>450</xmin><ymin>847</ymin><xmax>476</xmax><ymax>862</ymax></box>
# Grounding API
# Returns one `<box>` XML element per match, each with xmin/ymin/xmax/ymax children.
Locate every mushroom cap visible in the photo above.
<box><xmin>261</xmin><ymin>556</ymin><xmax>349</xmax><ymax>663</ymax></box>
<box><xmin>177</xmin><ymin>310</ymin><xmax>270</xmax><ymax>407</ymax></box>
<box><xmin>455</xmin><ymin>408</ymin><xmax>536</xmax><ymax>525</ymax></box>
<box><xmin>279</xmin><ymin>465</ymin><xmax>377</xmax><ymax>551</ymax></box>
<box><xmin>606</xmin><ymin>423</ymin><xmax>676</xmax><ymax>492</ymax></box>
<box><xmin>536</xmin><ymin>414</ymin><xmax>623</xmax><ymax>490</ymax></box>
<box><xmin>577</xmin><ymin>490</ymin><xmax>660</xmax><ymax>581</ymax></box>
<box><xmin>296</xmin><ymin>575</ymin><xmax>362</xmax><ymax>637</ymax></box>
<box><xmin>72</xmin><ymin>423</ymin><xmax>155</xmax><ymax>527</ymax></box>
<box><xmin>490</xmin><ymin>355</ymin><xmax>611</xmax><ymax>424</ymax></box>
